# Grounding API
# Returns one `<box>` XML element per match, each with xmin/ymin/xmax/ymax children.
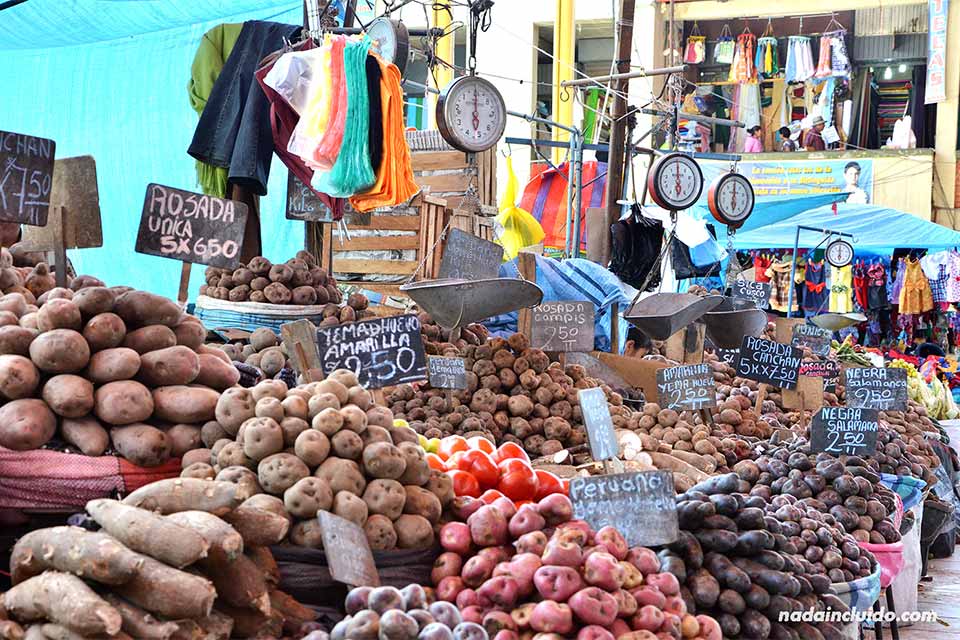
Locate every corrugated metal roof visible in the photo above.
<box><xmin>855</xmin><ymin>4</ymin><xmax>927</xmax><ymax>35</ymax></box>
<box><xmin>852</xmin><ymin>33</ymin><xmax>927</xmax><ymax>61</ymax></box>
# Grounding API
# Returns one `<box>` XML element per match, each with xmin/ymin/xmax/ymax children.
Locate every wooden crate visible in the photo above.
<box><xmin>410</xmin><ymin>145</ymin><xmax>497</xmax><ymax>209</ymax></box>
<box><xmin>449</xmin><ymin>204</ymin><xmax>496</xmax><ymax>242</ymax></box>
<box><xmin>319</xmin><ymin>194</ymin><xmax>449</xmax><ymax>297</ymax></box>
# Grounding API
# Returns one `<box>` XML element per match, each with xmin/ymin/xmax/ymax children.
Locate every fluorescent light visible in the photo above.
<box><xmin>883</xmin><ymin>66</ymin><xmax>893</xmax><ymax>79</ymax></box>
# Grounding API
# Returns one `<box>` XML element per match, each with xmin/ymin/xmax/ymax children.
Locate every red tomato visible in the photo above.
<box><xmin>497</xmin><ymin>458</ymin><xmax>538</xmax><ymax>502</ymax></box>
<box><xmin>444</xmin><ymin>450</ymin><xmax>466</xmax><ymax>471</ymax></box>
<box><xmin>466</xmin><ymin>435</ymin><xmax>496</xmax><ymax>455</ymax></box>
<box><xmin>494</xmin><ymin>442</ymin><xmax>531</xmax><ymax>464</ymax></box>
<box><xmin>478</xmin><ymin>489</ymin><xmax>507</xmax><ymax>504</ymax></box>
<box><xmin>456</xmin><ymin>449</ymin><xmax>500</xmax><ymax>488</ymax></box>
<box><xmin>438</xmin><ymin>435</ymin><xmax>469</xmax><ymax>461</ymax></box>
<box><xmin>448</xmin><ymin>469</ymin><xmax>481</xmax><ymax>498</ymax></box>
<box><xmin>426</xmin><ymin>453</ymin><xmax>446</xmax><ymax>472</ymax></box>
<box><xmin>561</xmin><ymin>478</ymin><xmax>571</xmax><ymax>495</ymax></box>
<box><xmin>534</xmin><ymin>470</ymin><xmax>565</xmax><ymax>500</ymax></box>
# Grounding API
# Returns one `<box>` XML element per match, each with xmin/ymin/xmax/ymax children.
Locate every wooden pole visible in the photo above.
<box><xmin>53</xmin><ymin>206</ymin><xmax>67</xmax><ymax>289</ymax></box>
<box><xmin>516</xmin><ymin>251</ymin><xmax>537</xmax><ymax>337</ymax></box>
<box><xmin>754</xmin><ymin>384</ymin><xmax>768</xmax><ymax>414</ymax></box>
<box><xmin>177</xmin><ymin>263</ymin><xmax>191</xmax><ymax>307</ymax></box>
<box><xmin>600</xmin><ymin>0</ymin><xmax>636</xmax><ymax>266</ymax></box>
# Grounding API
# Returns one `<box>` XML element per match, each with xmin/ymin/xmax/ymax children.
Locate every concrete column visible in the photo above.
<box><xmin>552</xmin><ymin>0</ymin><xmax>576</xmax><ymax>163</ymax></box>
<box><xmin>430</xmin><ymin>1</ymin><xmax>455</xmax><ymax>129</ymax></box>
<box><xmin>933</xmin><ymin>0</ymin><xmax>960</xmax><ymax>217</ymax></box>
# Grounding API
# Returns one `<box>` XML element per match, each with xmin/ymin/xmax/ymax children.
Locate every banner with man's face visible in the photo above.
<box><xmin>699</xmin><ymin>158</ymin><xmax>874</xmax><ymax>203</ymax></box>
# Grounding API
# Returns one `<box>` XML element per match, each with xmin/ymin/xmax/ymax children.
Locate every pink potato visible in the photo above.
<box><xmin>529</xmin><ymin>601</ymin><xmax>573</xmax><ymax>635</ymax></box>
<box><xmin>696</xmin><ymin>615</ymin><xmax>722</xmax><ymax>640</ymax></box>
<box><xmin>645</xmin><ymin>572</ymin><xmax>680</xmax><ymax>596</ymax></box>
<box><xmin>451</xmin><ymin>496</ymin><xmax>483</xmax><ymax>521</ymax></box>
<box><xmin>492</xmin><ymin>552</ymin><xmax>541</xmax><ymax>597</ymax></box>
<box><xmin>0</xmin><ymin>398</ymin><xmax>56</xmax><ymax>450</ymax></box>
<box><xmin>552</xmin><ymin>520</ymin><xmax>592</xmax><ymax>546</ymax></box>
<box><xmin>492</xmin><ymin>631</ymin><xmax>519</xmax><ymax>640</ymax></box>
<box><xmin>577</xmin><ymin>626</ymin><xmax>616</xmax><ymax>640</ymax></box>
<box><xmin>428</xmin><ymin>601</ymin><xmax>462</xmax><ymax>629</ymax></box>
<box><xmin>508</xmin><ymin>504</ymin><xmax>546</xmax><ymax>538</ymax></box>
<box><xmin>489</xmin><ymin>496</ymin><xmax>517</xmax><ymax>520</ymax></box>
<box><xmin>659</xmin><ymin>612</ymin><xmax>681</xmax><ymax>638</ymax></box>
<box><xmin>431</xmin><ymin>552</ymin><xmax>463</xmax><ymax>584</ymax></box>
<box><xmin>514</xmin><ymin>530</ymin><xmax>547</xmax><ymax>556</ymax></box>
<box><xmin>630</xmin><ymin>586</ymin><xmax>667</xmax><ymax>609</ymax></box>
<box><xmin>610</xmin><ymin>619</ymin><xmax>631</xmax><ymax>638</ymax></box>
<box><xmin>583</xmin><ymin>551</ymin><xmax>625</xmax><ymax>591</ymax></box>
<box><xmin>476</xmin><ymin>545</ymin><xmax>512</xmax><ymax>566</ymax></box>
<box><xmin>627</xmin><ymin>547</ymin><xmax>661</xmax><ymax>576</ymax></box>
<box><xmin>461</xmin><ymin>554</ymin><xmax>495</xmax><ymax>588</ymax></box>
<box><xmin>663</xmin><ymin>594</ymin><xmax>687</xmax><ymax>616</ymax></box>
<box><xmin>476</xmin><ymin>576</ymin><xmax>520</xmax><ymax>610</ymax></box>
<box><xmin>594</xmin><ymin>526</ymin><xmax>629</xmax><ymax>560</ymax></box>
<box><xmin>344</xmin><ymin>586</ymin><xmax>372</xmax><ymax>614</ymax></box>
<box><xmin>439</xmin><ymin>522</ymin><xmax>472</xmax><ymax>555</ymax></box>
<box><xmin>482</xmin><ymin>611</ymin><xmax>516</xmax><ymax>635</ymax></box>
<box><xmin>568</xmin><ymin>587</ymin><xmax>618</xmax><ymax>627</ymax></box>
<box><xmin>617</xmin><ymin>632</ymin><xmax>657</xmax><ymax>640</ymax></box>
<box><xmin>631</xmin><ymin>605</ymin><xmax>664</xmax><ymax>632</ymax></box>
<box><xmin>459</xmin><ymin>606</ymin><xmax>484</xmax><ymax>625</ymax></box>
<box><xmin>679</xmin><ymin>614</ymin><xmax>700</xmax><ymax>638</ymax></box>
<box><xmin>613</xmin><ymin>589</ymin><xmax>638</xmax><ymax>618</ymax></box>
<box><xmin>467</xmin><ymin>504</ymin><xmax>509</xmax><ymax>547</ymax></box>
<box><xmin>620</xmin><ymin>561</ymin><xmax>644</xmax><ymax>589</ymax></box>
<box><xmin>533</xmin><ymin>565</ymin><xmax>583</xmax><ymax>602</ymax></box>
<box><xmin>436</xmin><ymin>576</ymin><xmax>466</xmax><ymax>603</ymax></box>
<box><xmin>541</xmin><ymin>539</ymin><xmax>582</xmax><ymax>568</ymax></box>
<box><xmin>510</xmin><ymin>603</ymin><xmax>534</xmax><ymax>629</ymax></box>
<box><xmin>537</xmin><ymin>493</ymin><xmax>574</xmax><ymax>525</ymax></box>
<box><xmin>456</xmin><ymin>588</ymin><xmax>478</xmax><ymax>610</ymax></box>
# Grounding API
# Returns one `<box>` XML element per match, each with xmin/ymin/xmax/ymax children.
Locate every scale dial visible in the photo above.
<box><xmin>436</xmin><ymin>76</ymin><xmax>507</xmax><ymax>153</ymax></box>
<box><xmin>826</xmin><ymin>239</ymin><xmax>854</xmax><ymax>268</ymax></box>
<box><xmin>708</xmin><ymin>172</ymin><xmax>755</xmax><ymax>228</ymax></box>
<box><xmin>367</xmin><ymin>18</ymin><xmax>410</xmax><ymax>76</ymax></box>
<box><xmin>648</xmin><ymin>153</ymin><xmax>704</xmax><ymax>211</ymax></box>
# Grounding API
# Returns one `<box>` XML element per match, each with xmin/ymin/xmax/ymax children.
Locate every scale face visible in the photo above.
<box><xmin>826</xmin><ymin>239</ymin><xmax>854</xmax><ymax>268</ymax></box>
<box><xmin>648</xmin><ymin>153</ymin><xmax>704</xmax><ymax>211</ymax></box>
<box><xmin>708</xmin><ymin>172</ymin><xmax>754</xmax><ymax>228</ymax></box>
<box><xmin>367</xmin><ymin>18</ymin><xmax>410</xmax><ymax>76</ymax></box>
<box><xmin>436</xmin><ymin>76</ymin><xmax>507</xmax><ymax>153</ymax></box>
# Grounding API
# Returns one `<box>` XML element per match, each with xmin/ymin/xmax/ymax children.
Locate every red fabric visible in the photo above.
<box><xmin>853</xmin><ymin>273</ymin><xmax>868</xmax><ymax>309</ymax></box>
<box><xmin>754</xmin><ymin>255</ymin><xmax>773</xmax><ymax>282</ymax></box>
<box><xmin>119</xmin><ymin>458</ymin><xmax>182</xmax><ymax>493</ymax></box>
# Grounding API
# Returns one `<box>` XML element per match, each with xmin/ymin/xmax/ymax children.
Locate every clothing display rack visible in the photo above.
<box><xmin>874</xmin><ymin>78</ymin><xmax>912</xmax><ymax>145</ymax></box>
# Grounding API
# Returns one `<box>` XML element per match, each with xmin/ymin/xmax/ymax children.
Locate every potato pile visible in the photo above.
<box><xmin>201</xmin><ymin>250</ymin><xmax>345</xmax><ymax>307</ymax></box>
<box><xmin>667</xmin><ymin>472</ymin><xmax>875</xmax><ymax>640</ymax></box>
<box><xmin>181</xmin><ymin>372</ymin><xmax>453</xmax><ymax>552</ymax></box>
<box><xmin>0</xmin><ymin>480</ymin><xmax>317</xmax><ymax>640</ymax></box>
<box><xmin>0</xmin><ymin>286</ymin><xmax>238</xmax><ymax>467</ymax></box>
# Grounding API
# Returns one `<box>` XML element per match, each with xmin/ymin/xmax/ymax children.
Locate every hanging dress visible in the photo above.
<box><xmin>946</xmin><ymin>251</ymin><xmax>960</xmax><ymax>303</ymax></box>
<box><xmin>899</xmin><ymin>258</ymin><xmax>934</xmax><ymax>314</ymax></box>
<box><xmin>755</xmin><ymin>37</ymin><xmax>779</xmax><ymax>79</ymax></box>
<box><xmin>785</xmin><ymin>36</ymin><xmax>814</xmax><ymax>83</ymax></box>
<box><xmin>815</xmin><ymin>36</ymin><xmax>833</xmax><ymax>78</ymax></box>
<box><xmin>889</xmin><ymin>258</ymin><xmax>906</xmax><ymax>306</ymax></box>
<box><xmin>729</xmin><ymin>33</ymin><xmax>757</xmax><ymax>83</ymax></box>
<box><xmin>852</xmin><ymin>263</ymin><xmax>869</xmax><ymax>310</ymax></box>
<box><xmin>829</xmin><ymin>265</ymin><xmax>853</xmax><ymax>313</ymax></box>
<box><xmin>766</xmin><ymin>260</ymin><xmax>801</xmax><ymax>313</ymax></box>
<box><xmin>867</xmin><ymin>262</ymin><xmax>890</xmax><ymax>310</ymax></box>
<box><xmin>802</xmin><ymin>260</ymin><xmax>828</xmax><ymax>313</ymax></box>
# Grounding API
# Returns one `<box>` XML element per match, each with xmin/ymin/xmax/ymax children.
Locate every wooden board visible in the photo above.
<box><xmin>21</xmin><ymin>156</ymin><xmax>102</xmax><ymax>251</ymax></box>
<box><xmin>781</xmin><ymin>375</ymin><xmax>825</xmax><ymax>411</ymax></box>
<box><xmin>590</xmin><ymin>352</ymin><xmax>669</xmax><ymax>402</ymax></box>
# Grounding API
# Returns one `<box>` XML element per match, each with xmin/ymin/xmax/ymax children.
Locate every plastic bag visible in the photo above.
<box><xmin>495</xmin><ymin>157</ymin><xmax>545</xmax><ymax>260</ymax></box>
<box><xmin>311</xmin><ymin>35</ymin><xmax>349</xmax><ymax>171</ymax></box>
<box><xmin>714</xmin><ymin>25</ymin><xmax>735</xmax><ymax>64</ymax></box>
<box><xmin>684</xmin><ymin>36</ymin><xmax>705</xmax><ymax>64</ymax></box>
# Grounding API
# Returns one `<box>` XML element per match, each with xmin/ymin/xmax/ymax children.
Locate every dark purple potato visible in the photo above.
<box><xmin>452</xmin><ymin>622</ymin><xmax>488</xmax><ymax>640</ymax></box>
<box><xmin>428</xmin><ymin>601</ymin><xmax>462</xmax><ymax>629</ymax></box>
<box><xmin>380</xmin><ymin>610</ymin><xmax>419</xmax><ymax>640</ymax></box>
<box><xmin>419</xmin><ymin>623</ymin><xmax>455</xmax><ymax>640</ymax></box>
<box><xmin>402</xmin><ymin>584</ymin><xmax>430</xmax><ymax>610</ymax></box>
<box><xmin>347</xmin><ymin>610</ymin><xmax>381</xmax><ymax>640</ymax></box>
<box><xmin>346</xmin><ymin>586</ymin><xmax>374</xmax><ymax>614</ymax></box>
<box><xmin>408</xmin><ymin>609</ymin><xmax>436</xmax><ymax>631</ymax></box>
<box><xmin>368</xmin><ymin>586</ymin><xmax>405</xmax><ymax>614</ymax></box>
<box><xmin>331</xmin><ymin>617</ymin><xmax>352</xmax><ymax>640</ymax></box>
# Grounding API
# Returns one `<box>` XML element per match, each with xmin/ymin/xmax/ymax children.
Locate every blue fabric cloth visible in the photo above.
<box><xmin>879</xmin><ymin>473</ymin><xmax>927</xmax><ymax>511</ymax></box>
<box><xmin>832</xmin><ymin>566</ymin><xmax>882</xmax><ymax>614</ymax></box>
<box><xmin>487</xmin><ymin>256</ymin><xmax>631</xmax><ymax>353</ymax></box>
<box><xmin>734</xmin><ymin>203</ymin><xmax>960</xmax><ymax>252</ymax></box>
<box><xmin>0</xmin><ymin>1</ymin><xmax>304</xmax><ymax>300</ymax></box>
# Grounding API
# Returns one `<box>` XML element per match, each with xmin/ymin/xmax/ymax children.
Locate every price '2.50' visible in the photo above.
<box><xmin>541</xmin><ymin>325</ymin><xmax>579</xmax><ymax>350</ymax></box>
<box><xmin>664</xmin><ymin>386</ymin><xmax>712</xmax><ymax>409</ymax></box>
<box><xmin>159</xmin><ymin>236</ymin><xmax>240</xmax><ymax>261</ymax></box>
<box><xmin>339</xmin><ymin>347</ymin><xmax>419</xmax><ymax>385</ymax></box>
<box><xmin>825</xmin><ymin>428</ymin><xmax>867</xmax><ymax>455</ymax></box>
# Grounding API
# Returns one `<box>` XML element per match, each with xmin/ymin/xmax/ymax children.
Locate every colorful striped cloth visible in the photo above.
<box><xmin>880</xmin><ymin>473</ymin><xmax>927</xmax><ymax>512</ymax></box>
<box><xmin>519</xmin><ymin>161</ymin><xmax>608</xmax><ymax>251</ymax></box>
<box><xmin>832</xmin><ymin>565</ymin><xmax>882</xmax><ymax>614</ymax></box>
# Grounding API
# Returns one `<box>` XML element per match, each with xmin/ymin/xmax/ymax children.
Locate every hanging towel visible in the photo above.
<box><xmin>785</xmin><ymin>36</ymin><xmax>814</xmax><ymax>83</ymax></box>
<box><xmin>755</xmin><ymin>37</ymin><xmax>779</xmax><ymax>78</ymax></box>
<box><xmin>685</xmin><ymin>35</ymin><xmax>706</xmax><ymax>64</ymax></box>
<box><xmin>830</xmin><ymin>32</ymin><xmax>851</xmax><ymax>77</ymax></box>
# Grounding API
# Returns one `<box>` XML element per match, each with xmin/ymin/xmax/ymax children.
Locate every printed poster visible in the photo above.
<box><xmin>701</xmin><ymin>159</ymin><xmax>873</xmax><ymax>204</ymax></box>
<box><xmin>926</xmin><ymin>0</ymin><xmax>949</xmax><ymax>104</ymax></box>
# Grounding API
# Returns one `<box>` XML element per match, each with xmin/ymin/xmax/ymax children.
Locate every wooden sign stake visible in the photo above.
<box><xmin>372</xmin><ymin>389</ymin><xmax>387</xmax><ymax>406</ymax></box>
<box><xmin>699</xmin><ymin>408</ymin><xmax>714</xmax><ymax>426</ymax></box>
<box><xmin>755</xmin><ymin>383</ymin><xmax>768</xmax><ymax>414</ymax></box>
<box><xmin>797</xmin><ymin>391</ymin><xmax>808</xmax><ymax>432</ymax></box>
<box><xmin>177</xmin><ymin>262</ymin><xmax>192</xmax><ymax>307</ymax></box>
<box><xmin>281</xmin><ymin>320</ymin><xmax>324</xmax><ymax>383</ymax></box>
<box><xmin>53</xmin><ymin>205</ymin><xmax>68</xmax><ymax>289</ymax></box>
<box><xmin>516</xmin><ymin>252</ymin><xmax>537</xmax><ymax>338</ymax></box>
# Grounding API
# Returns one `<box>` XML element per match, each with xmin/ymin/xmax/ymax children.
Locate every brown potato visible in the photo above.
<box><xmin>18</xmin><ymin>311</ymin><xmax>38</xmax><ymax>330</ymax></box>
<box><xmin>113</xmin><ymin>290</ymin><xmax>182</xmax><ymax>328</ymax></box>
<box><xmin>362</xmin><ymin>479</ymin><xmax>406</xmax><ymax>520</ymax></box>
<box><xmin>111</xmin><ymin>423</ymin><xmax>172</xmax><ymax>467</ymax></box>
<box><xmin>181</xmin><ymin>448</ymin><xmax>212</xmax><ymax>469</ymax></box>
<box><xmin>123</xmin><ymin>325</ymin><xmax>177</xmax><ymax>355</ymax></box>
<box><xmin>193</xmin><ymin>354</ymin><xmax>240</xmax><ymax>390</ymax></box>
<box><xmin>243</xmin><ymin>417</ymin><xmax>284</xmax><ymax>461</ymax></box>
<box><xmin>41</xmin><ymin>374</ymin><xmax>95</xmax><ymax>418</ymax></box>
<box><xmin>332</xmin><ymin>491</ymin><xmax>368</xmax><ymax>526</ymax></box>
<box><xmin>425</xmin><ymin>469</ymin><xmax>455</xmax><ymax>506</ymax></box>
<box><xmin>250</xmin><ymin>328</ymin><xmax>277</xmax><ymax>351</ymax></box>
<box><xmin>138</xmin><ymin>346</ymin><xmax>201</xmax><ymax>387</ymax></box>
<box><xmin>279</xmin><ymin>416</ymin><xmax>309</xmax><ymax>447</ymax></box>
<box><xmin>316</xmin><ymin>379</ymin><xmax>349</xmax><ymax>405</ymax></box>
<box><xmin>181</xmin><ymin>461</ymin><xmax>216</xmax><ymax>480</ymax></box>
<box><xmin>294</xmin><ymin>430</ymin><xmax>330</xmax><ymax>467</ymax></box>
<box><xmin>394</xmin><ymin>514</ymin><xmax>435</xmax><ymax>549</ymax></box>
<box><xmin>327</xmin><ymin>369</ymin><xmax>359</xmax><ymax>389</ymax></box>
<box><xmin>390</xmin><ymin>426</ymin><xmax>419</xmax><ymax>446</ymax></box>
<box><xmin>215</xmin><ymin>466</ymin><xmax>263</xmax><ymax>500</ymax></box>
<box><xmin>197</xmin><ymin>343</ymin><xmax>232</xmax><ymax>364</ymax></box>
<box><xmin>201</xmin><ymin>420</ymin><xmax>229</xmax><ymax>448</ymax></box>
<box><xmin>0</xmin><ymin>325</ymin><xmax>37</xmax><ymax>356</ymax></box>
<box><xmin>366</xmin><ymin>406</ymin><xmax>394</xmax><ymax>429</ymax></box>
<box><xmin>94</xmin><ymin>380</ymin><xmax>154</xmax><ymax>425</ymax></box>
<box><xmin>61</xmin><ymin>415</ymin><xmax>110</xmax><ymax>456</ymax></box>
<box><xmin>152</xmin><ymin>385</ymin><xmax>219</xmax><ymax>423</ymax></box>
<box><xmin>340</xmin><ymin>405</ymin><xmax>368</xmax><ymax>434</ymax></box>
<box><xmin>363</xmin><ymin>514</ymin><xmax>397</xmax><ymax>550</ymax></box>
<box><xmin>361</xmin><ymin>425</ymin><xmax>393</xmax><ymax>448</ymax></box>
<box><xmin>217</xmin><ymin>441</ymin><xmax>254</xmax><ymax>470</ymax></box>
<box><xmin>37</xmin><ymin>298</ymin><xmax>81</xmax><ymax>331</ymax></box>
<box><xmin>29</xmin><ymin>328</ymin><xmax>90</xmax><ymax>373</ymax></box>
<box><xmin>281</xmin><ymin>395</ymin><xmax>308</xmax><ymax>420</ymax></box>
<box><xmin>289</xmin><ymin>520</ymin><xmax>323</xmax><ymax>548</ymax></box>
<box><xmin>283</xmin><ymin>477</ymin><xmax>333</xmax><ymax>519</ymax></box>
<box><xmin>72</xmin><ymin>286</ymin><xmax>116</xmax><ymax>317</ymax></box>
<box><xmin>403</xmin><ymin>485</ymin><xmax>442</xmax><ymax>523</ymax></box>
<box><xmin>314</xmin><ymin>457</ymin><xmax>366</xmax><ymax>495</ymax></box>
<box><xmin>362</xmin><ymin>442</ymin><xmax>406</xmax><ymax>480</ymax></box>
<box><xmin>347</xmin><ymin>386</ymin><xmax>373</xmax><ymax>411</ymax></box>
<box><xmin>255</xmin><ymin>396</ymin><xmax>285</xmax><ymax>422</ymax></box>
<box><xmin>0</xmin><ymin>292</ymin><xmax>27</xmax><ymax>316</ymax></box>
<box><xmin>259</xmin><ymin>348</ymin><xmax>286</xmax><ymax>377</ymax></box>
<box><xmin>87</xmin><ymin>347</ymin><xmax>141</xmax><ymax>383</ymax></box>
<box><xmin>215</xmin><ymin>388</ymin><xmax>256</xmax><ymax>436</ymax></box>
<box><xmin>82</xmin><ymin>313</ymin><xmax>127</xmax><ymax>351</ymax></box>
<box><xmin>0</xmin><ymin>398</ymin><xmax>56</xmax><ymax>450</ymax></box>
<box><xmin>397</xmin><ymin>442</ymin><xmax>431</xmax><ymax>486</ymax></box>
<box><xmin>258</xmin><ymin>453</ymin><xmax>309</xmax><ymax>494</ymax></box>
<box><xmin>331</xmin><ymin>429</ymin><xmax>363</xmax><ymax>460</ymax></box>
<box><xmin>0</xmin><ymin>354</ymin><xmax>39</xmax><ymax>400</ymax></box>
<box><xmin>308</xmin><ymin>392</ymin><xmax>340</xmax><ymax>418</ymax></box>
<box><xmin>173</xmin><ymin>318</ymin><xmax>206</xmax><ymax>350</ymax></box>
<box><xmin>166</xmin><ymin>424</ymin><xmax>202</xmax><ymax>457</ymax></box>
<box><xmin>251</xmin><ymin>380</ymin><xmax>287</xmax><ymax>402</ymax></box>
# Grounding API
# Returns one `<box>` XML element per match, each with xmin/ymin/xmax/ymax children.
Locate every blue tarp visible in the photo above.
<box><xmin>0</xmin><ymin>1</ymin><xmax>302</xmax><ymax>299</ymax></box>
<box><xmin>732</xmin><ymin>203</ymin><xmax>960</xmax><ymax>252</ymax></box>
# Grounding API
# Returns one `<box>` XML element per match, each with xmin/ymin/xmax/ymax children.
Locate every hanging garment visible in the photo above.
<box><xmin>890</xmin><ymin>258</ymin><xmax>906</xmax><ymax>305</ymax></box>
<box><xmin>754</xmin><ymin>254</ymin><xmax>773</xmax><ymax>283</ymax></box>
<box><xmin>829</xmin><ymin>32</ymin><xmax>850</xmax><ymax>77</ymax></box>
<box><xmin>766</xmin><ymin>260</ymin><xmax>802</xmax><ymax>313</ymax></box>
<box><xmin>609</xmin><ymin>210</ymin><xmax>664</xmax><ymax>292</ymax></box>
<box><xmin>802</xmin><ymin>260</ymin><xmax>829</xmax><ymax>312</ymax></box>
<box><xmin>867</xmin><ymin>262</ymin><xmax>890</xmax><ymax>310</ymax></box>
<box><xmin>829</xmin><ymin>265</ymin><xmax>853</xmax><ymax>313</ymax></box>
<box><xmin>715</xmin><ymin>26</ymin><xmax>735</xmax><ymax>64</ymax></box>
<box><xmin>364</xmin><ymin>55</ymin><xmax>384</xmax><ymax>174</ymax></box>
<box><xmin>188</xmin><ymin>20</ymin><xmax>301</xmax><ymax>196</ymax></box>
<box><xmin>785</xmin><ymin>36</ymin><xmax>815</xmax><ymax>83</ymax></box>
<box><xmin>349</xmin><ymin>56</ymin><xmax>420</xmax><ymax>212</ymax></box>
<box><xmin>930</xmin><ymin>263</ymin><xmax>949</xmax><ymax>305</ymax></box>
<box><xmin>852</xmin><ymin>263</ymin><xmax>869</xmax><ymax>310</ymax></box>
<box><xmin>815</xmin><ymin>36</ymin><xmax>833</xmax><ymax>78</ymax></box>
<box><xmin>188</xmin><ymin>23</ymin><xmax>244</xmax><ymax>197</ymax></box>
<box><xmin>729</xmin><ymin>33</ymin><xmax>757</xmax><ymax>83</ymax></box>
<box><xmin>946</xmin><ymin>252</ymin><xmax>960</xmax><ymax>302</ymax></box>
<box><xmin>899</xmin><ymin>258</ymin><xmax>934</xmax><ymax>314</ymax></box>
<box><xmin>685</xmin><ymin>35</ymin><xmax>706</xmax><ymax>64</ymax></box>
<box><xmin>921</xmin><ymin>250</ymin><xmax>951</xmax><ymax>279</ymax></box>
<box><xmin>755</xmin><ymin>37</ymin><xmax>779</xmax><ymax>79</ymax></box>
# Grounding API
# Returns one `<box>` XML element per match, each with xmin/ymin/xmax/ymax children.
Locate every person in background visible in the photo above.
<box><xmin>843</xmin><ymin>161</ymin><xmax>869</xmax><ymax>204</ymax></box>
<box><xmin>744</xmin><ymin>125</ymin><xmax>764</xmax><ymax>153</ymax></box>
<box><xmin>778</xmin><ymin>126</ymin><xmax>798</xmax><ymax>152</ymax></box>
<box><xmin>623</xmin><ymin>327</ymin><xmax>653</xmax><ymax>358</ymax></box>
<box><xmin>803</xmin><ymin>115</ymin><xmax>826</xmax><ymax>151</ymax></box>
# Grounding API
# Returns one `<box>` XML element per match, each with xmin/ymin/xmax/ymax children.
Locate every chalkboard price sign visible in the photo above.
<box><xmin>428</xmin><ymin>356</ymin><xmax>467</xmax><ymax>390</ymax></box>
<box><xmin>792</xmin><ymin>323</ymin><xmax>833</xmax><ymax>357</ymax></box>
<box><xmin>317</xmin><ymin>511</ymin><xmax>380</xmax><ymax>587</ymax></box>
<box><xmin>135</xmin><ymin>184</ymin><xmax>249</xmax><ymax>269</ymax></box>
<box><xmin>736</xmin><ymin>336</ymin><xmax>802</xmax><ymax>390</ymax></box>
<box><xmin>843</xmin><ymin>367</ymin><xmax>908</xmax><ymax>411</ymax></box>
<box><xmin>578</xmin><ymin>387</ymin><xmax>618</xmax><ymax>461</ymax></box>
<box><xmin>0</xmin><ymin>130</ymin><xmax>56</xmax><ymax>226</ymax></box>
<box><xmin>656</xmin><ymin>363</ymin><xmax>717</xmax><ymax>411</ymax></box>
<box><xmin>315</xmin><ymin>314</ymin><xmax>428</xmax><ymax>389</ymax></box>
<box><xmin>800</xmin><ymin>359</ymin><xmax>841</xmax><ymax>392</ymax></box>
<box><xmin>731</xmin><ymin>280</ymin><xmax>771</xmax><ymax>309</ymax></box>
<box><xmin>570</xmin><ymin>471</ymin><xmax>678</xmax><ymax>547</ymax></box>
<box><xmin>438</xmin><ymin>228</ymin><xmax>503</xmax><ymax>280</ymax></box>
<box><xmin>810</xmin><ymin>406</ymin><xmax>880</xmax><ymax>456</ymax></box>
<box><xmin>530</xmin><ymin>301</ymin><xmax>595</xmax><ymax>352</ymax></box>
<box><xmin>286</xmin><ymin>172</ymin><xmax>335</xmax><ymax>222</ymax></box>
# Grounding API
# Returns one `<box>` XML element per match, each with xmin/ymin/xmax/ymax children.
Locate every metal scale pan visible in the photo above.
<box><xmin>623</xmin><ymin>293</ymin><xmax>724</xmax><ymax>341</ymax></box>
<box><xmin>701</xmin><ymin>297</ymin><xmax>768</xmax><ymax>349</ymax></box>
<box><xmin>810</xmin><ymin>312</ymin><xmax>867</xmax><ymax>332</ymax></box>
<box><xmin>400</xmin><ymin>278</ymin><xmax>544</xmax><ymax>330</ymax></box>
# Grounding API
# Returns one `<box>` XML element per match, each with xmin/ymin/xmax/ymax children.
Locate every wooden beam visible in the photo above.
<box><xmin>332</xmin><ymin>259</ymin><xmax>418</xmax><ymax>275</ymax></box>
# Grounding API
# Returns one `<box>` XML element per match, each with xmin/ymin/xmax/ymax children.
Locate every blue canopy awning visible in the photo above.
<box><xmin>732</xmin><ymin>203</ymin><xmax>960</xmax><ymax>252</ymax></box>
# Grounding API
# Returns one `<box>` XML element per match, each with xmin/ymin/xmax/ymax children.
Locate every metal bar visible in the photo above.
<box><xmin>635</xmin><ymin>107</ymin><xmax>745</xmax><ymax>129</ymax></box>
<box><xmin>504</xmin><ymin>137</ymin><xmax>609</xmax><ymax>152</ymax></box>
<box><xmin>787</xmin><ymin>227</ymin><xmax>801</xmax><ymax>318</ymax></box>
<box><xmin>328</xmin><ymin>26</ymin><xmax>432</xmax><ymax>35</ymax></box>
<box><xmin>564</xmin><ymin>129</ymin><xmax>577</xmax><ymax>257</ymax></box>
<box><xmin>560</xmin><ymin>65</ymin><xmax>686</xmax><ymax>88</ymax></box>
<box><xmin>572</xmin><ymin>131</ymin><xmax>585</xmax><ymax>257</ymax></box>
<box><xmin>402</xmin><ymin>80</ymin><xmax>440</xmax><ymax>95</ymax></box>
<box><xmin>507</xmin><ymin>110</ymin><xmax>578</xmax><ymax>135</ymax></box>
<box><xmin>797</xmin><ymin>225</ymin><xmax>856</xmax><ymax>238</ymax></box>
